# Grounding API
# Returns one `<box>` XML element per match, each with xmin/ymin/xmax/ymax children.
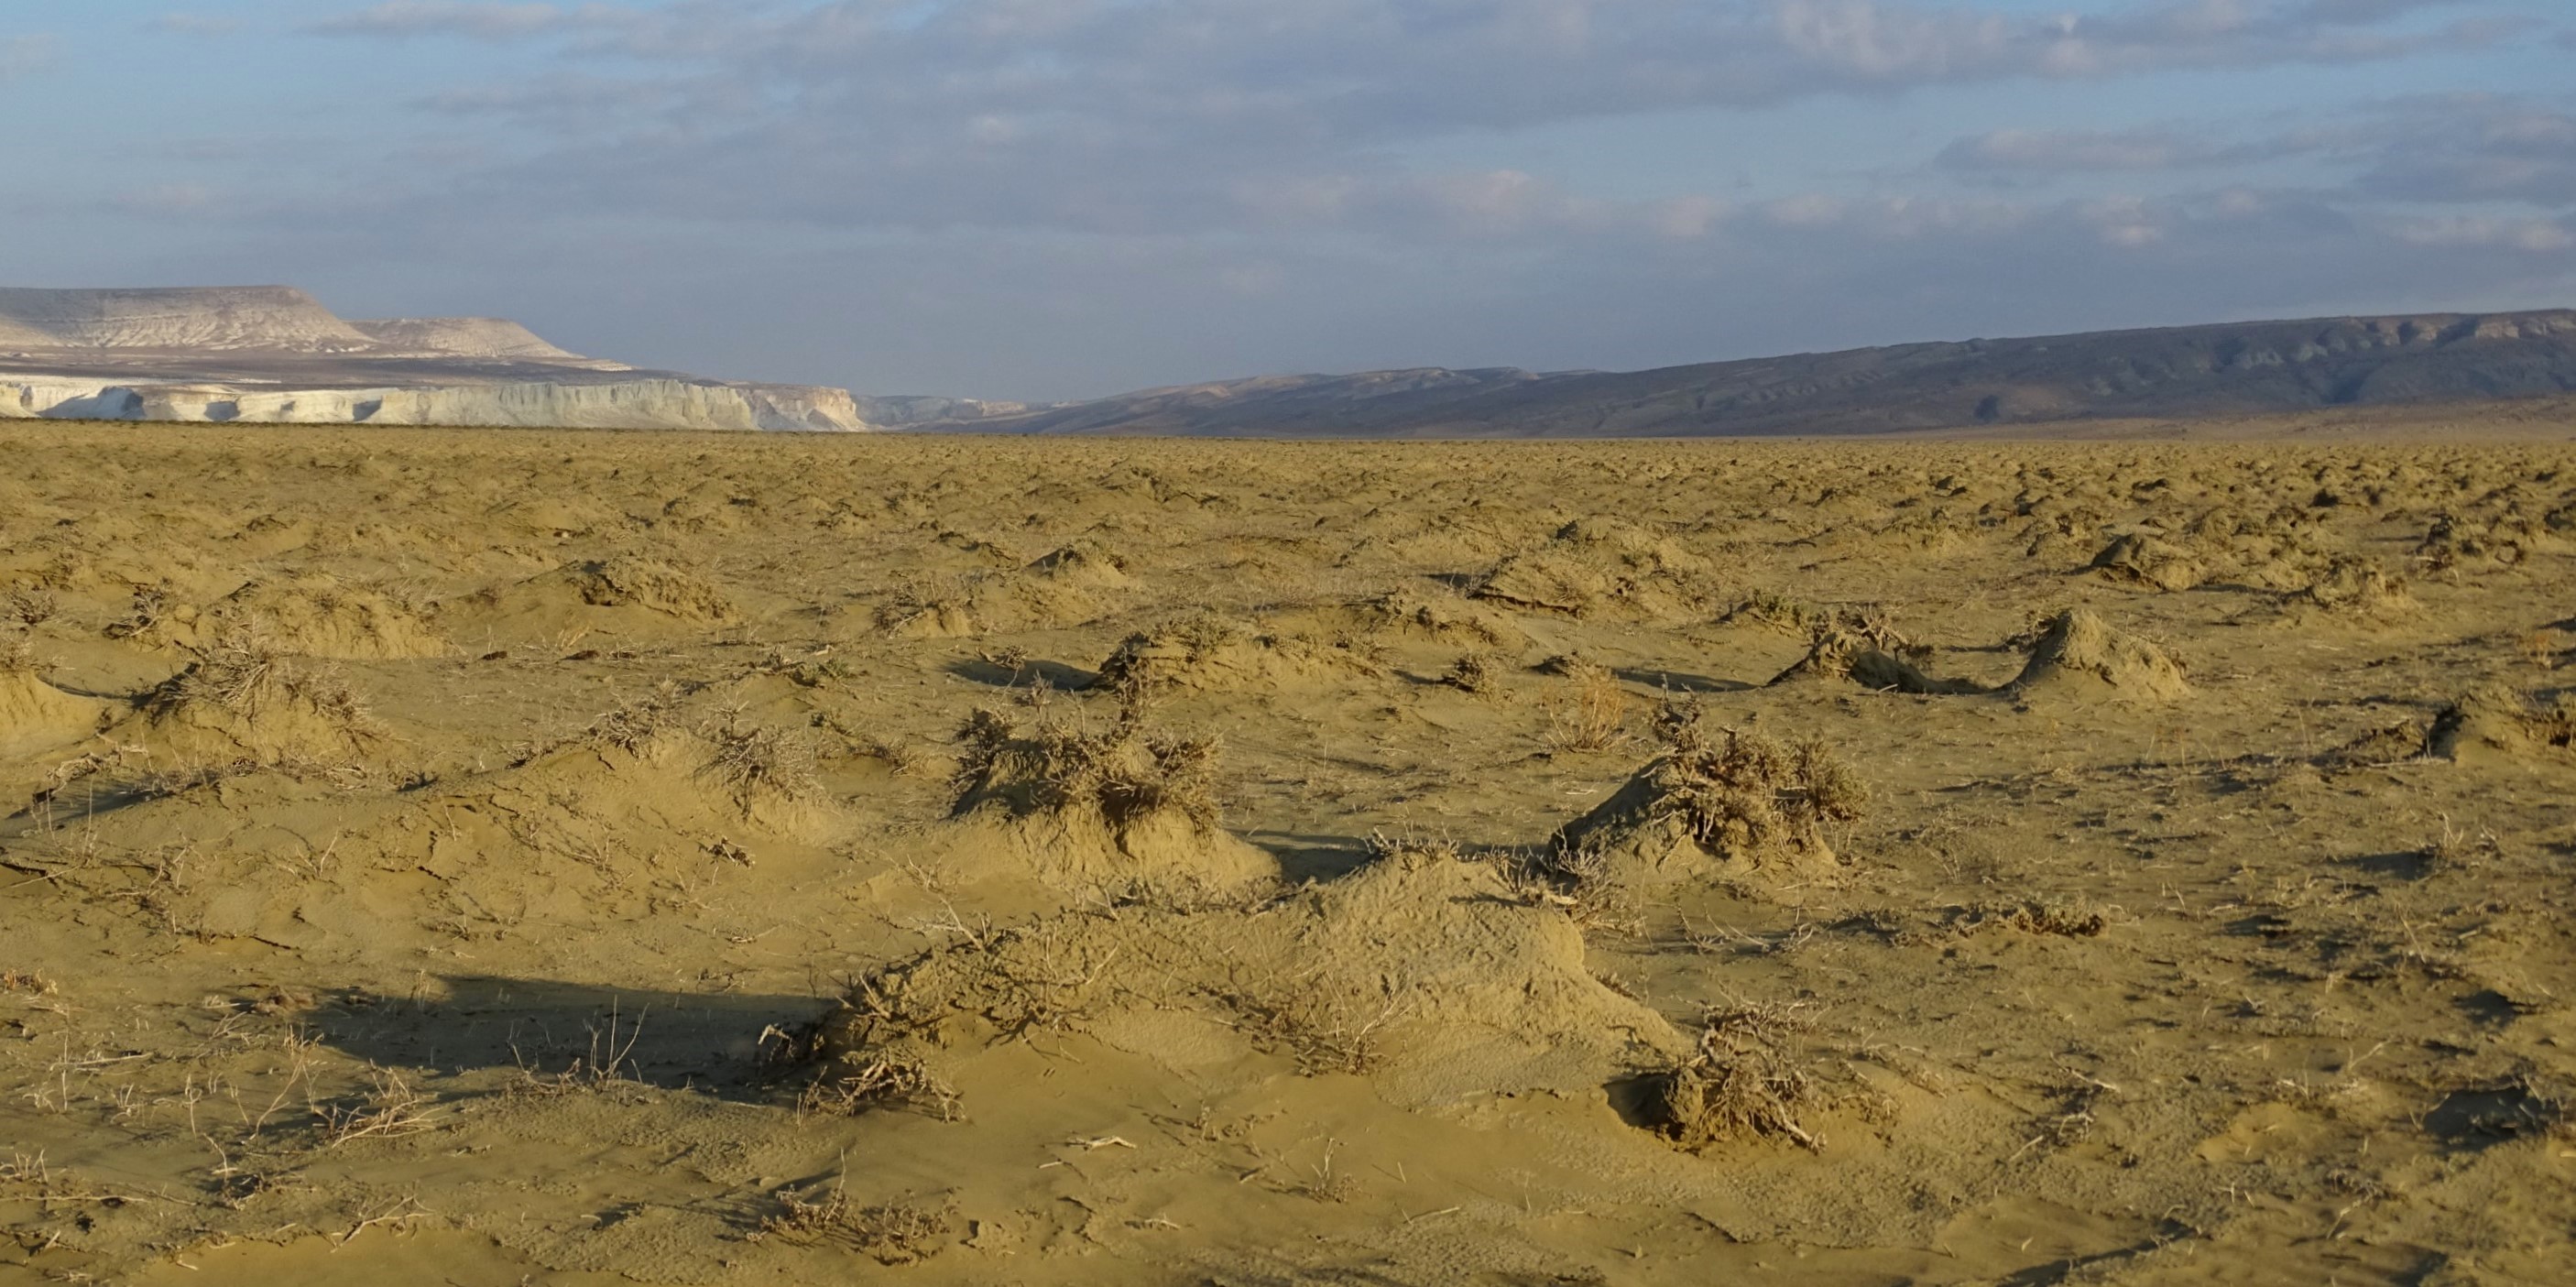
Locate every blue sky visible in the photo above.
<box><xmin>4</xmin><ymin>0</ymin><xmax>2572</xmax><ymax>400</ymax></box>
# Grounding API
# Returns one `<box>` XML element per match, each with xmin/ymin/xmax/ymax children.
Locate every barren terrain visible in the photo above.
<box><xmin>2</xmin><ymin>414</ymin><xmax>2573</xmax><ymax>1285</ymax></box>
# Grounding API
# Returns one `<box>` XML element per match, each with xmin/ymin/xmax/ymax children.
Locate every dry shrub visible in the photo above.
<box><xmin>1643</xmin><ymin>705</ymin><xmax>1865</xmax><ymax>862</ymax></box>
<box><xmin>1440</xmin><ymin>651</ymin><xmax>1501</xmax><ymax>694</ymax></box>
<box><xmin>876</xmin><ymin>572</ymin><xmax>978</xmax><ymax>637</ymax></box>
<box><xmin>0</xmin><ymin>633</ymin><xmax>33</xmax><ymax>676</ymax></box>
<box><xmin>753</xmin><ymin>1186</ymin><xmax>954</xmax><ymax>1264</ymax></box>
<box><xmin>1953</xmin><ymin>900</ymin><xmax>2109</xmax><ymax>938</ymax></box>
<box><xmin>4</xmin><ymin>587</ymin><xmax>56</xmax><ymax>628</ymax></box>
<box><xmin>762</xmin><ymin>1021</ymin><xmax>960</xmax><ymax>1119</ymax></box>
<box><xmin>2291</xmin><ymin>556</ymin><xmax>2412</xmax><ymax>617</ymax></box>
<box><xmin>158</xmin><ymin>634</ymin><xmax>374</xmax><ymax>732</ymax></box>
<box><xmin>952</xmin><ymin>704</ymin><xmax>1219</xmax><ymax>829</ymax></box>
<box><xmin>103</xmin><ymin>586</ymin><xmax>169</xmax><ymax>640</ymax></box>
<box><xmin>1542</xmin><ymin>659</ymin><xmax>1632</xmax><ymax>753</ymax></box>
<box><xmin>698</xmin><ymin>707</ymin><xmax>821</xmax><ymax>806</ymax></box>
<box><xmin>1546</xmin><ymin>703</ymin><xmax>1867</xmax><ymax>893</ymax></box>
<box><xmin>1639</xmin><ymin>1005</ymin><xmax>1822</xmax><ymax>1151</ymax></box>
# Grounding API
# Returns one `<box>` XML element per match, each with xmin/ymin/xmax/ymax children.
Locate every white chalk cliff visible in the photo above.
<box><xmin>0</xmin><ymin>286</ymin><xmax>870</xmax><ymax>431</ymax></box>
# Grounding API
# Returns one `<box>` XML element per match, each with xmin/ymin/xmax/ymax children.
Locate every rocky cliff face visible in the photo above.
<box><xmin>0</xmin><ymin>286</ymin><xmax>871</xmax><ymax>431</ymax></box>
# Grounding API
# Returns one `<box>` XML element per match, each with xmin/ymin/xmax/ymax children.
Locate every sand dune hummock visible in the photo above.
<box><xmin>2005</xmin><ymin>608</ymin><xmax>2189</xmax><ymax>703</ymax></box>
<box><xmin>938</xmin><ymin>705</ymin><xmax>1279</xmax><ymax>895</ymax></box>
<box><xmin>2429</xmin><ymin>684</ymin><xmax>2576</xmax><ymax>766</ymax></box>
<box><xmin>1470</xmin><ymin>517</ymin><xmax>1714</xmax><ymax>620</ymax></box>
<box><xmin>1089</xmin><ymin>615</ymin><xmax>1382</xmax><ymax>695</ymax></box>
<box><xmin>1550</xmin><ymin>711</ymin><xmax>1867</xmax><ymax>894</ymax></box>
<box><xmin>781</xmin><ymin>844</ymin><xmax>1685</xmax><ymax>1110</ymax></box>
<box><xmin>0</xmin><ymin>649</ymin><xmax>114</xmax><ymax>758</ymax></box>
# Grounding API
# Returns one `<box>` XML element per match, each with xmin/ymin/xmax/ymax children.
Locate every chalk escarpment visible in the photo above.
<box><xmin>0</xmin><ymin>286</ymin><xmax>869</xmax><ymax>431</ymax></box>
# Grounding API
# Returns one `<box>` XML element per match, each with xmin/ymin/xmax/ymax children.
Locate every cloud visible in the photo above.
<box><xmin>1937</xmin><ymin>126</ymin><xmax>2303</xmax><ymax>172</ymax></box>
<box><xmin>304</xmin><ymin>2</ymin><xmax>640</xmax><ymax>41</ymax></box>
<box><xmin>2348</xmin><ymin>95</ymin><xmax>2576</xmax><ymax>207</ymax></box>
<box><xmin>103</xmin><ymin>0</ymin><xmax>2564</xmax><ymax>398</ymax></box>
<box><xmin>148</xmin><ymin>14</ymin><xmax>244</xmax><ymax>36</ymax></box>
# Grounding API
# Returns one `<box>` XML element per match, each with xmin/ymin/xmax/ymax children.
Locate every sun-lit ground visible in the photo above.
<box><xmin>2</xmin><ymin>420</ymin><xmax>2571</xmax><ymax>1285</ymax></box>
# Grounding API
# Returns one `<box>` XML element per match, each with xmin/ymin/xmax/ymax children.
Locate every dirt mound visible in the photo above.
<box><xmin>126</xmin><ymin>638</ymin><xmax>379</xmax><ymax>765</ymax></box>
<box><xmin>2418</xmin><ymin>510</ymin><xmax>2560</xmax><ymax>568</ymax></box>
<box><xmin>1549</xmin><ymin>708</ymin><xmax>1866</xmax><ymax>894</ymax></box>
<box><xmin>454</xmin><ymin>555</ymin><xmax>741</xmax><ymax>648</ymax></box>
<box><xmin>1470</xmin><ymin>518</ymin><xmax>1711</xmax><ymax>620</ymax></box>
<box><xmin>1768</xmin><ymin>626</ymin><xmax>1981</xmax><ymax>695</ymax></box>
<box><xmin>780</xmin><ymin>844</ymin><xmax>1685</xmax><ymax>1110</ymax></box>
<box><xmin>560</xmin><ymin>556</ymin><xmax>737</xmax><ymax>621</ymax></box>
<box><xmin>161</xmin><ymin>576</ymin><xmax>448</xmax><ymax>660</ymax></box>
<box><xmin>0</xmin><ymin>648</ymin><xmax>114</xmax><ymax>758</ymax></box>
<box><xmin>2429</xmin><ymin>685</ymin><xmax>2575</xmax><ymax>766</ymax></box>
<box><xmin>1090</xmin><ymin>616</ymin><xmax>1381</xmax><ymax>695</ymax></box>
<box><xmin>2287</xmin><ymin>556</ymin><xmax>2414</xmax><ymax>618</ymax></box>
<box><xmin>18</xmin><ymin>703</ymin><xmax>845</xmax><ymax>951</ymax></box>
<box><xmin>940</xmin><ymin>705</ymin><xmax>1278</xmax><ymax>895</ymax></box>
<box><xmin>2005</xmin><ymin>609</ymin><xmax>2189</xmax><ymax>703</ymax></box>
<box><xmin>2089</xmin><ymin>509</ymin><xmax>2334</xmax><ymax>593</ymax></box>
<box><xmin>2088</xmin><ymin>533</ymin><xmax>2210</xmax><ymax>592</ymax></box>
<box><xmin>1268</xmin><ymin>590</ymin><xmax>1531</xmax><ymax>652</ymax></box>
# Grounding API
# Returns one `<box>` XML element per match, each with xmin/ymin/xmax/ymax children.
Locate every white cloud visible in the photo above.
<box><xmin>305</xmin><ymin>2</ymin><xmax>639</xmax><ymax>41</ymax></box>
<box><xmin>148</xmin><ymin>14</ymin><xmax>244</xmax><ymax>36</ymax></box>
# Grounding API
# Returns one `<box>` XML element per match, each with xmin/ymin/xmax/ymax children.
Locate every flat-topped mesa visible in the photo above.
<box><xmin>0</xmin><ymin>286</ymin><xmax>378</xmax><ymax>352</ymax></box>
<box><xmin>346</xmin><ymin>317</ymin><xmax>617</xmax><ymax>366</ymax></box>
<box><xmin>0</xmin><ymin>284</ymin><xmax>872</xmax><ymax>431</ymax></box>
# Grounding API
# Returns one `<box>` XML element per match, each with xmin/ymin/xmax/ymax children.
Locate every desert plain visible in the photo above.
<box><xmin>1</xmin><ymin>409</ymin><xmax>2573</xmax><ymax>1285</ymax></box>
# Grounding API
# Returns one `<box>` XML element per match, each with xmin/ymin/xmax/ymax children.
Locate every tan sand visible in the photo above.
<box><xmin>2</xmin><ymin>411</ymin><xmax>2573</xmax><ymax>1284</ymax></box>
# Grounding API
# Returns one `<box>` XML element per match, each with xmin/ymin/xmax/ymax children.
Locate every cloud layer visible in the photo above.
<box><xmin>16</xmin><ymin>1</ymin><xmax>2573</xmax><ymax>398</ymax></box>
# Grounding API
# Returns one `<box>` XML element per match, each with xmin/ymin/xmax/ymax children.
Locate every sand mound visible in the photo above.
<box><xmin>160</xmin><ymin>576</ymin><xmax>448</xmax><ymax>660</ymax></box>
<box><xmin>27</xmin><ymin>703</ymin><xmax>846</xmax><ymax>951</ymax></box>
<box><xmin>1471</xmin><ymin>518</ymin><xmax>1711</xmax><ymax>620</ymax></box>
<box><xmin>1024</xmin><ymin>540</ymin><xmax>1133</xmax><ymax>591</ymax></box>
<box><xmin>126</xmin><ymin>638</ymin><xmax>379</xmax><ymax>765</ymax></box>
<box><xmin>2418</xmin><ymin>510</ymin><xmax>2560</xmax><ymax>568</ymax></box>
<box><xmin>2429</xmin><ymin>685</ymin><xmax>2576</xmax><ymax>766</ymax></box>
<box><xmin>1768</xmin><ymin>625</ymin><xmax>1981</xmax><ymax>695</ymax></box>
<box><xmin>0</xmin><ymin>651</ymin><xmax>114</xmax><ymax>758</ymax></box>
<box><xmin>1090</xmin><ymin>616</ymin><xmax>1382</xmax><ymax>695</ymax></box>
<box><xmin>781</xmin><ymin>845</ymin><xmax>1684</xmax><ymax>1110</ymax></box>
<box><xmin>455</xmin><ymin>556</ymin><xmax>741</xmax><ymax>648</ymax></box>
<box><xmin>1268</xmin><ymin>590</ymin><xmax>1531</xmax><ymax>652</ymax></box>
<box><xmin>2089</xmin><ymin>534</ymin><xmax>2210</xmax><ymax>592</ymax></box>
<box><xmin>2285</xmin><ymin>556</ymin><xmax>2414</xmax><ymax>619</ymax></box>
<box><xmin>560</xmin><ymin>557</ymin><xmax>737</xmax><ymax>621</ymax></box>
<box><xmin>1549</xmin><ymin>709</ymin><xmax>1866</xmax><ymax>894</ymax></box>
<box><xmin>2005</xmin><ymin>609</ymin><xmax>2188</xmax><ymax>703</ymax></box>
<box><xmin>939</xmin><ymin>706</ymin><xmax>1278</xmax><ymax>896</ymax></box>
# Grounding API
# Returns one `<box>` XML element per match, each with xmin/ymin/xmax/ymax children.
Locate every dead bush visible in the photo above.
<box><xmin>1542</xmin><ymin>659</ymin><xmax>1632</xmax><ymax>753</ymax></box>
<box><xmin>698</xmin><ymin>707</ymin><xmax>822</xmax><ymax>806</ymax></box>
<box><xmin>1638</xmin><ymin>1005</ymin><xmax>1822</xmax><ymax>1151</ymax></box>
<box><xmin>1440</xmin><ymin>651</ymin><xmax>1501</xmax><ymax>694</ymax></box>
<box><xmin>157</xmin><ymin>635</ymin><xmax>374</xmax><ymax>731</ymax></box>
<box><xmin>1645</xmin><ymin>707</ymin><xmax>1866</xmax><ymax>861</ymax></box>
<box><xmin>951</xmin><ymin>705</ymin><xmax>1220</xmax><ymax>829</ymax></box>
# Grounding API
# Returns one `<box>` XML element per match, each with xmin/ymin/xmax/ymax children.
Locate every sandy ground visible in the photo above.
<box><xmin>2</xmin><ymin>417</ymin><xmax>2572</xmax><ymax>1285</ymax></box>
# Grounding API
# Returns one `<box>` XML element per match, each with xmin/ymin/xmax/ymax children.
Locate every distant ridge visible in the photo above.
<box><xmin>920</xmin><ymin>310</ymin><xmax>2576</xmax><ymax>437</ymax></box>
<box><xmin>0</xmin><ymin>286</ymin><xmax>868</xmax><ymax>431</ymax></box>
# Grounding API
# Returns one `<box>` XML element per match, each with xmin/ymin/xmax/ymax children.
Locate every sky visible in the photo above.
<box><xmin>3</xmin><ymin>1</ymin><xmax>2573</xmax><ymax>402</ymax></box>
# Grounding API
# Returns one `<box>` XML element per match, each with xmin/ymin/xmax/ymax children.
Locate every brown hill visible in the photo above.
<box><xmin>930</xmin><ymin>309</ymin><xmax>2576</xmax><ymax>437</ymax></box>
